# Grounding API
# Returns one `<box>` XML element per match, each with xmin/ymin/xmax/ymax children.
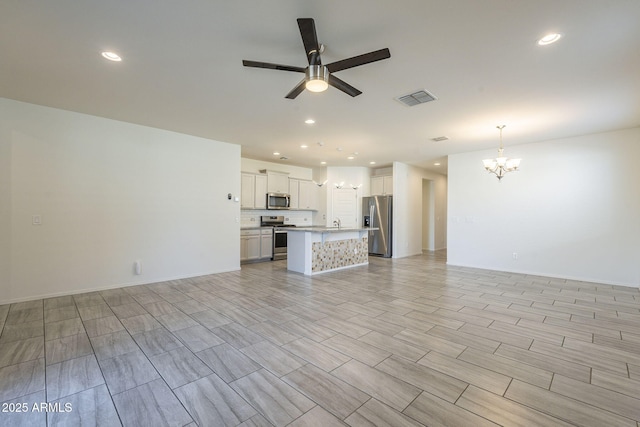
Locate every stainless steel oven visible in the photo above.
<box><xmin>273</xmin><ymin>228</ymin><xmax>288</xmax><ymax>260</ymax></box>
<box><xmin>260</xmin><ymin>216</ymin><xmax>295</xmax><ymax>261</ymax></box>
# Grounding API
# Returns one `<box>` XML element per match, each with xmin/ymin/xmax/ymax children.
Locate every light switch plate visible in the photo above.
<box><xmin>32</xmin><ymin>215</ymin><xmax>42</xmax><ymax>225</ymax></box>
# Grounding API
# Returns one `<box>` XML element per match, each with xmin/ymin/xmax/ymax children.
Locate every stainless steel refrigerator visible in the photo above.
<box><xmin>362</xmin><ymin>195</ymin><xmax>392</xmax><ymax>257</ymax></box>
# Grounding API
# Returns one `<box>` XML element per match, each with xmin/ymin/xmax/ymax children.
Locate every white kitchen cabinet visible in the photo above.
<box><xmin>240</xmin><ymin>229</ymin><xmax>260</xmax><ymax>261</ymax></box>
<box><xmin>288</xmin><ymin>178</ymin><xmax>317</xmax><ymax>210</ymax></box>
<box><xmin>241</xmin><ymin>173</ymin><xmax>255</xmax><ymax>208</ymax></box>
<box><xmin>260</xmin><ymin>229</ymin><xmax>273</xmax><ymax>259</ymax></box>
<box><xmin>254</xmin><ymin>174</ymin><xmax>267</xmax><ymax>209</ymax></box>
<box><xmin>289</xmin><ymin>178</ymin><xmax>300</xmax><ymax>209</ymax></box>
<box><xmin>298</xmin><ymin>180</ymin><xmax>318</xmax><ymax>210</ymax></box>
<box><xmin>384</xmin><ymin>176</ymin><xmax>393</xmax><ymax>195</ymax></box>
<box><xmin>371</xmin><ymin>175</ymin><xmax>393</xmax><ymax>195</ymax></box>
<box><xmin>241</xmin><ymin>229</ymin><xmax>273</xmax><ymax>262</ymax></box>
<box><xmin>260</xmin><ymin>170</ymin><xmax>290</xmax><ymax>193</ymax></box>
<box><xmin>241</xmin><ymin>172</ymin><xmax>267</xmax><ymax>209</ymax></box>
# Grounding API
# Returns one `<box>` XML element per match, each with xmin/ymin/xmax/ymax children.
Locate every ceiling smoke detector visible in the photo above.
<box><xmin>396</xmin><ymin>89</ymin><xmax>437</xmax><ymax>107</ymax></box>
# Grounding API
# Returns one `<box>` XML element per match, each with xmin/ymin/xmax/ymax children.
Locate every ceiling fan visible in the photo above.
<box><xmin>242</xmin><ymin>18</ymin><xmax>391</xmax><ymax>99</ymax></box>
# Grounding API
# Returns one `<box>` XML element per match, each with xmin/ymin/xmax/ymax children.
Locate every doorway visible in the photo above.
<box><xmin>422</xmin><ymin>179</ymin><xmax>435</xmax><ymax>251</ymax></box>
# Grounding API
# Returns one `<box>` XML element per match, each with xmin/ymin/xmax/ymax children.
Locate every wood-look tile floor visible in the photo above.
<box><xmin>1</xmin><ymin>251</ymin><xmax>640</xmax><ymax>426</ymax></box>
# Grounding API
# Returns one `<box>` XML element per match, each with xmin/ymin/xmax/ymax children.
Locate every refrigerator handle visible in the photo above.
<box><xmin>369</xmin><ymin>204</ymin><xmax>374</xmax><ymax>236</ymax></box>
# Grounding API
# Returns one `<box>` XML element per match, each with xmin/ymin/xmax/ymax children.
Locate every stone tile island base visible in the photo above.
<box><xmin>287</xmin><ymin>228</ymin><xmax>371</xmax><ymax>275</ymax></box>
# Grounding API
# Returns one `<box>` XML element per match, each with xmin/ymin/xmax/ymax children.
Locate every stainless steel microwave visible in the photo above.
<box><xmin>266</xmin><ymin>193</ymin><xmax>290</xmax><ymax>210</ymax></box>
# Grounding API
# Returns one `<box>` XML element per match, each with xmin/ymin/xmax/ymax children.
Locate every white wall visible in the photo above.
<box><xmin>433</xmin><ymin>174</ymin><xmax>448</xmax><ymax>250</ymax></box>
<box><xmin>447</xmin><ymin>127</ymin><xmax>640</xmax><ymax>287</ymax></box>
<box><xmin>392</xmin><ymin>162</ymin><xmax>448</xmax><ymax>258</ymax></box>
<box><xmin>1</xmin><ymin>98</ymin><xmax>241</xmax><ymax>303</ymax></box>
<box><xmin>241</xmin><ymin>158</ymin><xmax>312</xmax><ymax>180</ymax></box>
<box><xmin>311</xmin><ymin>166</ymin><xmax>328</xmax><ymax>224</ymax></box>
<box><xmin>0</xmin><ymin>109</ymin><xmax>10</xmax><ymax>295</ymax></box>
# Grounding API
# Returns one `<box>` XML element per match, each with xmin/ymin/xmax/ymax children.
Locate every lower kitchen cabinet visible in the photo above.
<box><xmin>240</xmin><ymin>229</ymin><xmax>273</xmax><ymax>262</ymax></box>
<box><xmin>240</xmin><ymin>230</ymin><xmax>260</xmax><ymax>261</ymax></box>
<box><xmin>260</xmin><ymin>229</ymin><xmax>273</xmax><ymax>259</ymax></box>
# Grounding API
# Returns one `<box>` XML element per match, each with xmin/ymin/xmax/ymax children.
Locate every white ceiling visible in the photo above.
<box><xmin>1</xmin><ymin>1</ymin><xmax>639</xmax><ymax>173</ymax></box>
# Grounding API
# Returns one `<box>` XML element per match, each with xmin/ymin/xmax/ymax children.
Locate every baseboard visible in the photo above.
<box><xmin>0</xmin><ymin>266</ymin><xmax>242</xmax><ymax>305</ymax></box>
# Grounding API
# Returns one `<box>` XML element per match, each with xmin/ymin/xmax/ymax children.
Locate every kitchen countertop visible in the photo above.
<box><xmin>287</xmin><ymin>226</ymin><xmax>377</xmax><ymax>233</ymax></box>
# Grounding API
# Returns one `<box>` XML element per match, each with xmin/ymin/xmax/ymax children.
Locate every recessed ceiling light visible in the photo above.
<box><xmin>370</xmin><ymin>161</ymin><xmax>376</xmax><ymax>165</ymax></box>
<box><xmin>537</xmin><ymin>33</ymin><xmax>562</xmax><ymax>46</ymax></box>
<box><xmin>305</xmin><ymin>119</ymin><xmax>315</xmax><ymax>124</ymax></box>
<box><xmin>273</xmin><ymin>151</ymin><xmax>280</xmax><ymax>156</ymax></box>
<box><xmin>434</xmin><ymin>162</ymin><xmax>441</xmax><ymax>166</ymax></box>
<box><xmin>347</xmin><ymin>156</ymin><xmax>355</xmax><ymax>160</ymax></box>
<box><xmin>320</xmin><ymin>161</ymin><xmax>326</xmax><ymax>165</ymax></box>
<box><xmin>101</xmin><ymin>51</ymin><xmax>122</xmax><ymax>61</ymax></box>
<box><xmin>300</xmin><ymin>145</ymin><xmax>308</xmax><ymax>149</ymax></box>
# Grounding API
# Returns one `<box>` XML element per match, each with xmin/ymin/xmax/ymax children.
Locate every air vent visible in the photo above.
<box><xmin>279</xmin><ymin>156</ymin><xmax>289</xmax><ymax>160</ymax></box>
<box><xmin>396</xmin><ymin>90</ymin><xmax>438</xmax><ymax>107</ymax></box>
<box><xmin>431</xmin><ymin>136</ymin><xmax>449</xmax><ymax>142</ymax></box>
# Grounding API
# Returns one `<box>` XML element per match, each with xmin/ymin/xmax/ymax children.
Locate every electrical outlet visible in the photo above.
<box><xmin>32</xmin><ymin>215</ymin><xmax>42</xmax><ymax>225</ymax></box>
<box><xmin>512</xmin><ymin>252</ymin><xmax>518</xmax><ymax>260</ymax></box>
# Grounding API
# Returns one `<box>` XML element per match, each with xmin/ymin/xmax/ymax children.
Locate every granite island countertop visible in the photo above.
<box><xmin>286</xmin><ymin>226</ymin><xmax>377</xmax><ymax>233</ymax></box>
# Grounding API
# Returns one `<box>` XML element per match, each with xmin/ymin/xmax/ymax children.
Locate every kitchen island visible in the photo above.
<box><xmin>287</xmin><ymin>227</ymin><xmax>374</xmax><ymax>275</ymax></box>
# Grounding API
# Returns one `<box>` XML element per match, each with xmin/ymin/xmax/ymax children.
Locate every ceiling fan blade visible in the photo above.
<box><xmin>285</xmin><ymin>79</ymin><xmax>307</xmax><ymax>99</ymax></box>
<box><xmin>326</xmin><ymin>48</ymin><xmax>391</xmax><ymax>73</ymax></box>
<box><xmin>328</xmin><ymin>75</ymin><xmax>362</xmax><ymax>97</ymax></box>
<box><xmin>242</xmin><ymin>60</ymin><xmax>305</xmax><ymax>73</ymax></box>
<box><xmin>297</xmin><ymin>18</ymin><xmax>321</xmax><ymax>66</ymax></box>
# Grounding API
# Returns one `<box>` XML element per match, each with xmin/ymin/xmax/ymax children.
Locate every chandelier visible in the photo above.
<box><xmin>483</xmin><ymin>125</ymin><xmax>521</xmax><ymax>181</ymax></box>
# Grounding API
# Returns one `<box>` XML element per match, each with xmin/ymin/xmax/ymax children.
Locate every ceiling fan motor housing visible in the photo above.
<box><xmin>306</xmin><ymin>65</ymin><xmax>329</xmax><ymax>92</ymax></box>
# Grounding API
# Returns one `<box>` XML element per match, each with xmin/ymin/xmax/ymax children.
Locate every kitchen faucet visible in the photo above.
<box><xmin>333</xmin><ymin>218</ymin><xmax>341</xmax><ymax>228</ymax></box>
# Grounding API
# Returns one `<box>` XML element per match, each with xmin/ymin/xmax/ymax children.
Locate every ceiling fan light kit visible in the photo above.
<box><xmin>243</xmin><ymin>18</ymin><xmax>390</xmax><ymax>99</ymax></box>
<box><xmin>305</xmin><ymin>65</ymin><xmax>329</xmax><ymax>92</ymax></box>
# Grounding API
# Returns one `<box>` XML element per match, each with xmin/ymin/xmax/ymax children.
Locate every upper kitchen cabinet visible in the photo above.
<box><xmin>260</xmin><ymin>169</ymin><xmax>289</xmax><ymax>194</ymax></box>
<box><xmin>298</xmin><ymin>180</ymin><xmax>318</xmax><ymax>210</ymax></box>
<box><xmin>371</xmin><ymin>175</ymin><xmax>393</xmax><ymax>195</ymax></box>
<box><xmin>289</xmin><ymin>178</ymin><xmax>318</xmax><ymax>210</ymax></box>
<box><xmin>241</xmin><ymin>173</ymin><xmax>255</xmax><ymax>208</ymax></box>
<box><xmin>241</xmin><ymin>172</ymin><xmax>267</xmax><ymax>209</ymax></box>
<box><xmin>254</xmin><ymin>174</ymin><xmax>267</xmax><ymax>208</ymax></box>
<box><xmin>289</xmin><ymin>178</ymin><xmax>300</xmax><ymax>209</ymax></box>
